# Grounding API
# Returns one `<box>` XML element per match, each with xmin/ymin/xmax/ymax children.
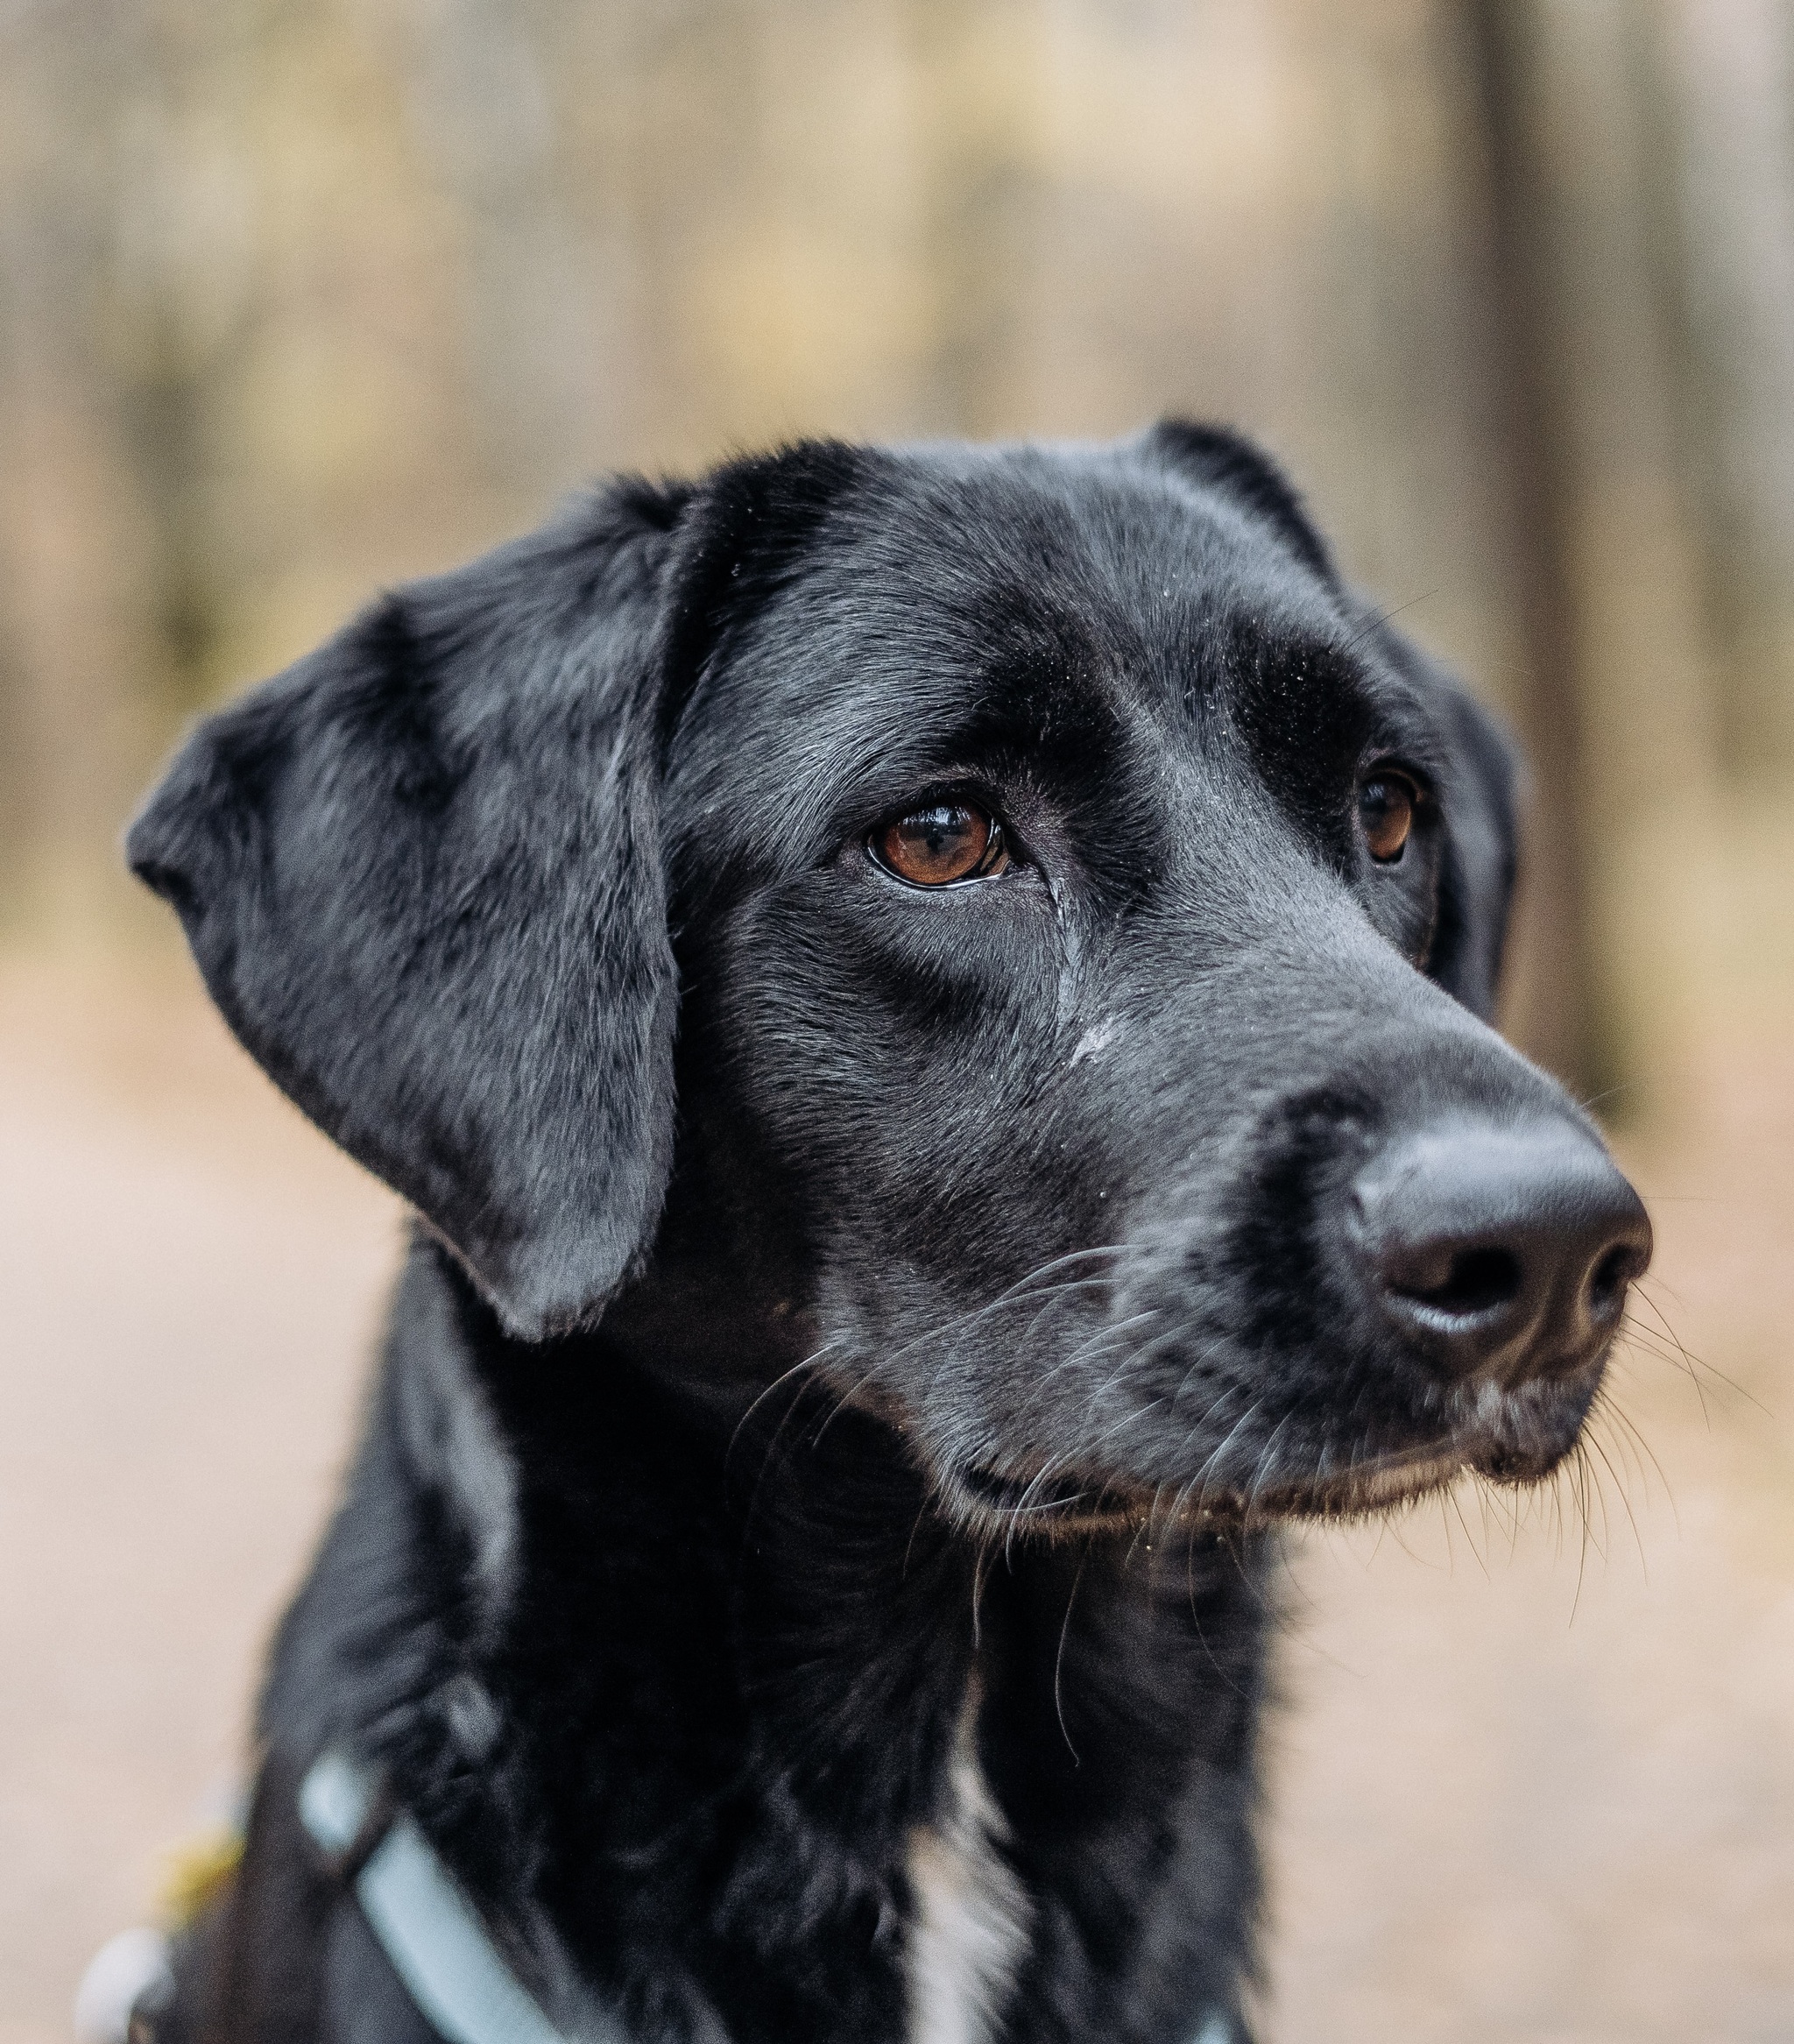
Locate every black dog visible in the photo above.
<box><xmin>126</xmin><ymin>424</ymin><xmax>1650</xmax><ymax>2044</ymax></box>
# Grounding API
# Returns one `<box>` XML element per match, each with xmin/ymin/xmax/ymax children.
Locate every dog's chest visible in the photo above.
<box><xmin>903</xmin><ymin>1708</ymin><xmax>1030</xmax><ymax>2044</ymax></box>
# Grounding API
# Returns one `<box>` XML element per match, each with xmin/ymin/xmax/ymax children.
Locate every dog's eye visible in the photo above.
<box><xmin>1358</xmin><ymin>771</ymin><xmax>1417</xmax><ymax>864</ymax></box>
<box><xmin>872</xmin><ymin>803</ymin><xmax>1010</xmax><ymax>887</ymax></box>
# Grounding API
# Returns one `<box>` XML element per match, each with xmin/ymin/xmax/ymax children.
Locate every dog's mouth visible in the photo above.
<box><xmin>946</xmin><ymin>1451</ymin><xmax>1469</xmax><ymax>1534</ymax></box>
<box><xmin>943</xmin><ymin>1364</ymin><xmax>1604</xmax><ymax>1536</ymax></box>
<box><xmin>954</xmin><ymin>1462</ymin><xmax>1111</xmax><ymax>1521</ymax></box>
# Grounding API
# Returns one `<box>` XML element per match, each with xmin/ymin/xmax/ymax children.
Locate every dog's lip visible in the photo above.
<box><xmin>945</xmin><ymin>1450</ymin><xmax>1472</xmax><ymax>1531</ymax></box>
<box><xmin>956</xmin><ymin>1462</ymin><xmax>1101</xmax><ymax>1517</ymax></box>
<box><xmin>946</xmin><ymin>1382</ymin><xmax>1599</xmax><ymax>1531</ymax></box>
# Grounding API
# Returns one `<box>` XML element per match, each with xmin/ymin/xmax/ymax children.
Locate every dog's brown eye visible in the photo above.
<box><xmin>1359</xmin><ymin>772</ymin><xmax>1417</xmax><ymax>863</ymax></box>
<box><xmin>873</xmin><ymin>803</ymin><xmax>1008</xmax><ymax>887</ymax></box>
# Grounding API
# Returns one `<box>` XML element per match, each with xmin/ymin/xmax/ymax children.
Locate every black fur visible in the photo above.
<box><xmin>130</xmin><ymin>425</ymin><xmax>1632</xmax><ymax>2043</ymax></box>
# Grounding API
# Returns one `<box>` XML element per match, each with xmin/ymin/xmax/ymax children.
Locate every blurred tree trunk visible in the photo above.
<box><xmin>1461</xmin><ymin>0</ymin><xmax>1604</xmax><ymax>1097</ymax></box>
<box><xmin>906</xmin><ymin>0</ymin><xmax>1044</xmax><ymax>438</ymax></box>
<box><xmin>1653</xmin><ymin>0</ymin><xmax>1794</xmax><ymax>785</ymax></box>
<box><xmin>0</xmin><ymin>265</ymin><xmax>26</xmax><ymax>895</ymax></box>
<box><xmin>1460</xmin><ymin>0</ymin><xmax>1717</xmax><ymax>1111</ymax></box>
<box><xmin>101</xmin><ymin>3</ymin><xmax>263</xmax><ymax>718</ymax></box>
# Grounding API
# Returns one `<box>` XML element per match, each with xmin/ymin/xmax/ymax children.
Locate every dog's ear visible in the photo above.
<box><xmin>1141</xmin><ymin>418</ymin><xmax>1337</xmax><ymax>582</ymax></box>
<box><xmin>1429</xmin><ymin>679</ymin><xmax>1522</xmax><ymax>1022</ymax></box>
<box><xmin>1370</xmin><ymin>622</ymin><xmax>1522</xmax><ymax>1023</ymax></box>
<box><xmin>126</xmin><ymin>479</ymin><xmax>694</xmax><ymax>1341</ymax></box>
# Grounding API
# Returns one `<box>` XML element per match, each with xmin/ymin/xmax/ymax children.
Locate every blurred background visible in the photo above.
<box><xmin>2</xmin><ymin>1</ymin><xmax>1791</xmax><ymax>2038</ymax></box>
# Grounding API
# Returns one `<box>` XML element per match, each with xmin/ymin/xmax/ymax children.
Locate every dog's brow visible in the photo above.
<box><xmin>677</xmin><ymin>596</ymin><xmax>1142</xmax><ymax>831</ymax></box>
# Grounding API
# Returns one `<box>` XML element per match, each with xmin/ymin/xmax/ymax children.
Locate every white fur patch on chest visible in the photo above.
<box><xmin>906</xmin><ymin>1699</ymin><xmax>1032</xmax><ymax>2044</ymax></box>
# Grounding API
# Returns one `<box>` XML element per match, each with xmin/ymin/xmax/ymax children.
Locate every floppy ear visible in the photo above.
<box><xmin>1371</xmin><ymin>622</ymin><xmax>1521</xmax><ymax>1023</ymax></box>
<box><xmin>1141</xmin><ymin>418</ymin><xmax>1338</xmax><ymax>582</ymax></box>
<box><xmin>126</xmin><ymin>479</ymin><xmax>693</xmax><ymax>1341</ymax></box>
<box><xmin>1429</xmin><ymin>680</ymin><xmax>1522</xmax><ymax>1022</ymax></box>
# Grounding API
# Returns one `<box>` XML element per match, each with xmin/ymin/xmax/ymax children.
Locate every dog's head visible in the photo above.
<box><xmin>129</xmin><ymin>426</ymin><xmax>1649</xmax><ymax>1531</ymax></box>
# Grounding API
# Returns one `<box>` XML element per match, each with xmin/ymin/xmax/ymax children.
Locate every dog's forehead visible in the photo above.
<box><xmin>670</xmin><ymin>446</ymin><xmax>1380</xmax><ymax>848</ymax></box>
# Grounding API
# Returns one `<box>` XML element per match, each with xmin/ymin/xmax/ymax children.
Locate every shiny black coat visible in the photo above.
<box><xmin>130</xmin><ymin>425</ymin><xmax>1590</xmax><ymax>2043</ymax></box>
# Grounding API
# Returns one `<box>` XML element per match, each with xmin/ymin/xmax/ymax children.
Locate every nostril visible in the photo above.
<box><xmin>1394</xmin><ymin>1244</ymin><xmax>1522</xmax><ymax>1319</ymax></box>
<box><xmin>1586</xmin><ymin>1240</ymin><xmax>1647</xmax><ymax>1323</ymax></box>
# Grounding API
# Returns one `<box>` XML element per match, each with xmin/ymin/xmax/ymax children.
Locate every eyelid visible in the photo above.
<box><xmin>884</xmin><ymin>774</ymin><xmax>1006</xmax><ymax>812</ymax></box>
<box><xmin>869</xmin><ymin>782</ymin><xmax>1021</xmax><ymax>844</ymax></box>
<box><xmin>1361</xmin><ymin>752</ymin><xmax>1438</xmax><ymax>802</ymax></box>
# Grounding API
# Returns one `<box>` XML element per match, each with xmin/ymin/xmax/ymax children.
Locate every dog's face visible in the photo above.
<box><xmin>129</xmin><ymin>426</ymin><xmax>1649</xmax><ymax>1534</ymax></box>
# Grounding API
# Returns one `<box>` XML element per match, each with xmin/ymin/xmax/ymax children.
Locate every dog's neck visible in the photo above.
<box><xmin>267</xmin><ymin>1239</ymin><xmax>1268</xmax><ymax>2042</ymax></box>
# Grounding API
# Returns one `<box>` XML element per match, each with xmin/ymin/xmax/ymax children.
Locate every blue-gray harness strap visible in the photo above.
<box><xmin>298</xmin><ymin>1747</ymin><xmax>626</xmax><ymax>2044</ymax></box>
<box><xmin>298</xmin><ymin>1744</ymin><xmax>1235</xmax><ymax>2044</ymax></box>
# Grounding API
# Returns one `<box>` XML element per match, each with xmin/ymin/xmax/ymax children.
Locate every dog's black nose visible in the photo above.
<box><xmin>1353</xmin><ymin>1119</ymin><xmax>1651</xmax><ymax>1384</ymax></box>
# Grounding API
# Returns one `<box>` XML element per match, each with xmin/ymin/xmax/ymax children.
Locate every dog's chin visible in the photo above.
<box><xmin>937</xmin><ymin>1364</ymin><xmax>1606</xmax><ymax>1539</ymax></box>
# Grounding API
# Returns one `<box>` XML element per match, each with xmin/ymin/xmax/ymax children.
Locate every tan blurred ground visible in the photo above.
<box><xmin>3</xmin><ymin>950</ymin><xmax>1790</xmax><ymax>2043</ymax></box>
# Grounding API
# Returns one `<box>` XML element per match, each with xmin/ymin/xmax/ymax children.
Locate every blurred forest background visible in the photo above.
<box><xmin>3</xmin><ymin>2</ymin><xmax>1793</xmax><ymax>2040</ymax></box>
<box><xmin>7</xmin><ymin>0</ymin><xmax>1794</xmax><ymax>1098</ymax></box>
